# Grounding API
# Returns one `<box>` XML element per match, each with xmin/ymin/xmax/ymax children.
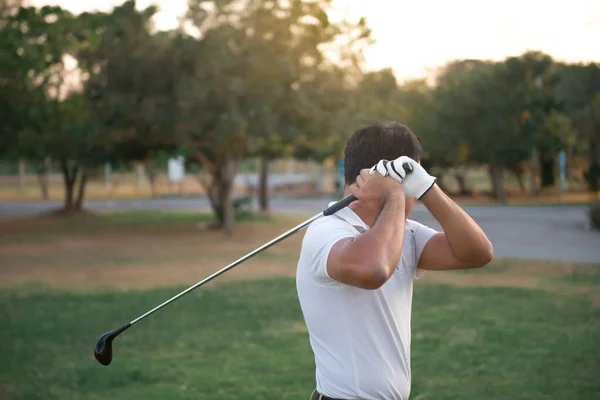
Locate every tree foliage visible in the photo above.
<box><xmin>1</xmin><ymin>0</ymin><xmax>599</xmax><ymax>230</ymax></box>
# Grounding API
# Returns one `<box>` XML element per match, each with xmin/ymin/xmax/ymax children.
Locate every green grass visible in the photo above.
<box><xmin>1</xmin><ymin>278</ymin><xmax>599</xmax><ymax>400</ymax></box>
<box><xmin>452</xmin><ymin>258</ymin><xmax>514</xmax><ymax>274</ymax></box>
<box><xmin>0</xmin><ymin>210</ymin><xmax>274</xmax><ymax>241</ymax></box>
<box><xmin>551</xmin><ymin>268</ymin><xmax>600</xmax><ymax>286</ymax></box>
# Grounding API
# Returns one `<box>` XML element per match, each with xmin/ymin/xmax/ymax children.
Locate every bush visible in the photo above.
<box><xmin>589</xmin><ymin>202</ymin><xmax>600</xmax><ymax>230</ymax></box>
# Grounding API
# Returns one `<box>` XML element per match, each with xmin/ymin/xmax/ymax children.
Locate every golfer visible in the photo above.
<box><xmin>296</xmin><ymin>121</ymin><xmax>493</xmax><ymax>400</ymax></box>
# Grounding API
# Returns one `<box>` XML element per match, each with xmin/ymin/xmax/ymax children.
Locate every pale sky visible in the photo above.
<box><xmin>29</xmin><ymin>0</ymin><xmax>600</xmax><ymax>82</ymax></box>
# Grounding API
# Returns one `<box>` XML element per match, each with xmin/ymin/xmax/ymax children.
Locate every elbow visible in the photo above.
<box><xmin>358</xmin><ymin>263</ymin><xmax>394</xmax><ymax>290</ymax></box>
<box><xmin>455</xmin><ymin>238</ymin><xmax>493</xmax><ymax>269</ymax></box>
<box><xmin>481</xmin><ymin>239</ymin><xmax>494</xmax><ymax>266</ymax></box>
<box><xmin>471</xmin><ymin>239</ymin><xmax>494</xmax><ymax>268</ymax></box>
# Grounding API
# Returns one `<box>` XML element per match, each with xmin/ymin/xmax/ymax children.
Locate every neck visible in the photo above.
<box><xmin>343</xmin><ymin>186</ymin><xmax>377</xmax><ymax>227</ymax></box>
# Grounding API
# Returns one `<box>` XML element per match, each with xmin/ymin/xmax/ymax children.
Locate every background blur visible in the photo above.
<box><xmin>1</xmin><ymin>0</ymin><xmax>599</xmax><ymax>399</ymax></box>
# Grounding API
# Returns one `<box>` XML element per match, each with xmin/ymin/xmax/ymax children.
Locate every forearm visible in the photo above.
<box><xmin>421</xmin><ymin>184</ymin><xmax>492</xmax><ymax>262</ymax></box>
<box><xmin>345</xmin><ymin>194</ymin><xmax>406</xmax><ymax>278</ymax></box>
<box><xmin>370</xmin><ymin>193</ymin><xmax>406</xmax><ymax>273</ymax></box>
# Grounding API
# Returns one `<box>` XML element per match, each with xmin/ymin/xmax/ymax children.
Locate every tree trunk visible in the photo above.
<box><xmin>136</xmin><ymin>164</ymin><xmax>145</xmax><ymax>191</ymax></box>
<box><xmin>145</xmin><ymin>163</ymin><xmax>158</xmax><ymax>197</ymax></box>
<box><xmin>540</xmin><ymin>156</ymin><xmax>556</xmax><ymax>188</ymax></box>
<box><xmin>64</xmin><ymin>179</ymin><xmax>74</xmax><ymax>210</ymax></box>
<box><xmin>148</xmin><ymin>172</ymin><xmax>158</xmax><ymax>197</ymax></box>
<box><xmin>454</xmin><ymin>168</ymin><xmax>472</xmax><ymax>196</ymax></box>
<box><xmin>586</xmin><ymin>160</ymin><xmax>600</xmax><ymax>194</ymax></box>
<box><xmin>529</xmin><ymin>148</ymin><xmax>538</xmax><ymax>197</ymax></box>
<box><xmin>516</xmin><ymin>171</ymin><xmax>526</xmax><ymax>194</ymax></box>
<box><xmin>35</xmin><ymin>158</ymin><xmax>50</xmax><ymax>200</ymax></box>
<box><xmin>60</xmin><ymin>158</ymin><xmax>78</xmax><ymax>211</ymax></box>
<box><xmin>207</xmin><ymin>180</ymin><xmax>223</xmax><ymax>224</ymax></box>
<box><xmin>220</xmin><ymin>159</ymin><xmax>236</xmax><ymax>236</ymax></box>
<box><xmin>74</xmin><ymin>169</ymin><xmax>87</xmax><ymax>210</ymax></box>
<box><xmin>36</xmin><ymin>172</ymin><xmax>49</xmax><ymax>200</ymax></box>
<box><xmin>585</xmin><ymin>138</ymin><xmax>599</xmax><ymax>193</ymax></box>
<box><xmin>585</xmin><ymin>104</ymin><xmax>599</xmax><ymax>194</ymax></box>
<box><xmin>488</xmin><ymin>164</ymin><xmax>506</xmax><ymax>204</ymax></box>
<box><xmin>432</xmin><ymin>168</ymin><xmax>450</xmax><ymax>194</ymax></box>
<box><xmin>18</xmin><ymin>159</ymin><xmax>26</xmax><ymax>192</ymax></box>
<box><xmin>199</xmin><ymin>158</ymin><xmax>238</xmax><ymax>235</ymax></box>
<box><xmin>258</xmin><ymin>156</ymin><xmax>269</xmax><ymax>212</ymax></box>
<box><xmin>507</xmin><ymin>163</ymin><xmax>526</xmax><ymax>194</ymax></box>
<box><xmin>221</xmin><ymin>176</ymin><xmax>234</xmax><ymax>236</ymax></box>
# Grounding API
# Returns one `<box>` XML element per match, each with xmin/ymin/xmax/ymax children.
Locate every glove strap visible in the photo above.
<box><xmin>417</xmin><ymin>178</ymin><xmax>437</xmax><ymax>200</ymax></box>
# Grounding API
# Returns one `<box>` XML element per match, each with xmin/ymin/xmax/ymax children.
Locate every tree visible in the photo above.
<box><xmin>234</xmin><ymin>0</ymin><xmax>369</xmax><ymax>212</ymax></box>
<box><xmin>1</xmin><ymin>3</ymin><xmax>180</xmax><ymax>211</ymax></box>
<box><xmin>0</xmin><ymin>5</ymin><xmax>92</xmax><ymax>205</ymax></box>
<box><xmin>432</xmin><ymin>53</ymin><xmax>570</xmax><ymax>202</ymax></box>
<box><xmin>54</xmin><ymin>93</ymin><xmax>103</xmax><ymax>212</ymax></box>
<box><xmin>504</xmin><ymin>52</ymin><xmax>562</xmax><ymax>191</ymax></box>
<box><xmin>434</xmin><ymin>60</ymin><xmax>517</xmax><ymax>202</ymax></box>
<box><xmin>396</xmin><ymin>78</ymin><xmax>471</xmax><ymax>194</ymax></box>
<box><xmin>590</xmin><ymin>93</ymin><xmax>600</xmax><ymax>194</ymax></box>
<box><xmin>554</xmin><ymin>63</ymin><xmax>600</xmax><ymax>193</ymax></box>
<box><xmin>0</xmin><ymin>0</ymin><xmax>22</xmax><ymax>24</ymax></box>
<box><xmin>174</xmin><ymin>23</ymin><xmax>249</xmax><ymax>235</ymax></box>
<box><xmin>179</xmin><ymin>0</ymin><xmax>370</xmax><ymax>233</ymax></box>
<box><xmin>79</xmin><ymin>2</ymin><xmax>184</xmax><ymax>199</ymax></box>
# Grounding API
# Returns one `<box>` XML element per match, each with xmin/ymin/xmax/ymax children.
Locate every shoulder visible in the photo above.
<box><xmin>299</xmin><ymin>215</ymin><xmax>359</xmax><ymax>283</ymax></box>
<box><xmin>402</xmin><ymin>219</ymin><xmax>440</xmax><ymax>279</ymax></box>
<box><xmin>406</xmin><ymin>218</ymin><xmax>428</xmax><ymax>231</ymax></box>
<box><xmin>405</xmin><ymin>218</ymin><xmax>440</xmax><ymax>253</ymax></box>
<box><xmin>405</xmin><ymin>219</ymin><xmax>418</xmax><ymax>234</ymax></box>
<box><xmin>406</xmin><ymin>219</ymin><xmax>439</xmax><ymax>235</ymax></box>
<box><xmin>303</xmin><ymin>215</ymin><xmax>358</xmax><ymax>248</ymax></box>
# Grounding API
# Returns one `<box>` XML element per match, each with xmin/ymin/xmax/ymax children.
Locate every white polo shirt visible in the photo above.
<box><xmin>296</xmin><ymin>205</ymin><xmax>438</xmax><ymax>400</ymax></box>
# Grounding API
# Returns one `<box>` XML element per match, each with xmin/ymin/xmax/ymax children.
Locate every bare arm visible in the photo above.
<box><xmin>418</xmin><ymin>184</ymin><xmax>493</xmax><ymax>270</ymax></box>
<box><xmin>327</xmin><ymin>193</ymin><xmax>406</xmax><ymax>289</ymax></box>
<box><xmin>326</xmin><ymin>169</ymin><xmax>407</xmax><ymax>289</ymax></box>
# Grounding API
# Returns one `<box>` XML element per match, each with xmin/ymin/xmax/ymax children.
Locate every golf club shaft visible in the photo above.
<box><xmin>129</xmin><ymin>215</ymin><xmax>319</xmax><ymax>324</ymax></box>
<box><xmin>129</xmin><ymin>195</ymin><xmax>357</xmax><ymax>325</ymax></box>
<box><xmin>94</xmin><ymin>166</ymin><xmax>413</xmax><ymax>366</ymax></box>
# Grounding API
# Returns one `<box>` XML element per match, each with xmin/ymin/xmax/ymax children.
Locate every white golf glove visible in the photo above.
<box><xmin>370</xmin><ymin>156</ymin><xmax>436</xmax><ymax>199</ymax></box>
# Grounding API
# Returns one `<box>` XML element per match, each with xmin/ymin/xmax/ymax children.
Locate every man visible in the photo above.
<box><xmin>296</xmin><ymin>121</ymin><xmax>493</xmax><ymax>400</ymax></box>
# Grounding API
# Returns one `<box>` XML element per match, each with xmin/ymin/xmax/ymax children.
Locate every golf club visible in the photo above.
<box><xmin>94</xmin><ymin>161</ymin><xmax>413</xmax><ymax>366</ymax></box>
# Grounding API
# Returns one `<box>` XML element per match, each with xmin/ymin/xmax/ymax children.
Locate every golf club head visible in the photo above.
<box><xmin>94</xmin><ymin>322</ymin><xmax>131</xmax><ymax>366</ymax></box>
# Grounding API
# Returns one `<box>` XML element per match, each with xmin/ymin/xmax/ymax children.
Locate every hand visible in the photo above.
<box><xmin>382</xmin><ymin>156</ymin><xmax>436</xmax><ymax>199</ymax></box>
<box><xmin>348</xmin><ymin>168</ymin><xmax>405</xmax><ymax>212</ymax></box>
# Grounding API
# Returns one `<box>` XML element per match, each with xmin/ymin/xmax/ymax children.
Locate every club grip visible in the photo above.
<box><xmin>322</xmin><ymin>162</ymin><xmax>413</xmax><ymax>217</ymax></box>
<box><xmin>323</xmin><ymin>194</ymin><xmax>357</xmax><ymax>216</ymax></box>
<box><xmin>402</xmin><ymin>162</ymin><xmax>413</xmax><ymax>173</ymax></box>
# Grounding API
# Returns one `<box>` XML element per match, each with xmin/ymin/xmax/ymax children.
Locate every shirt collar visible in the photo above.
<box><xmin>327</xmin><ymin>201</ymin><xmax>369</xmax><ymax>232</ymax></box>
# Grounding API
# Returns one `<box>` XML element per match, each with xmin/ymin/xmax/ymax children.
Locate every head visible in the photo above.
<box><xmin>343</xmin><ymin>121</ymin><xmax>422</xmax><ymax>216</ymax></box>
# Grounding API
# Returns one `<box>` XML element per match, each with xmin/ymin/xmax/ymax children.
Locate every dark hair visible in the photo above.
<box><xmin>343</xmin><ymin>121</ymin><xmax>422</xmax><ymax>185</ymax></box>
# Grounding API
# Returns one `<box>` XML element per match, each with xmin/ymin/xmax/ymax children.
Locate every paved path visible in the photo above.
<box><xmin>1</xmin><ymin>197</ymin><xmax>598</xmax><ymax>264</ymax></box>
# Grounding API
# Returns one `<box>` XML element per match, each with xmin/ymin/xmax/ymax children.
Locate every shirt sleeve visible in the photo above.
<box><xmin>408</xmin><ymin>220</ymin><xmax>439</xmax><ymax>279</ymax></box>
<box><xmin>301</xmin><ymin>216</ymin><xmax>358</xmax><ymax>283</ymax></box>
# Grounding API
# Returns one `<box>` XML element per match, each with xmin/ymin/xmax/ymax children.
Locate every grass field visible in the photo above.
<box><xmin>1</xmin><ymin>212</ymin><xmax>599</xmax><ymax>400</ymax></box>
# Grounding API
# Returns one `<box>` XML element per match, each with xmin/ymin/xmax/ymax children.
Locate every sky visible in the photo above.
<box><xmin>29</xmin><ymin>0</ymin><xmax>600</xmax><ymax>82</ymax></box>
